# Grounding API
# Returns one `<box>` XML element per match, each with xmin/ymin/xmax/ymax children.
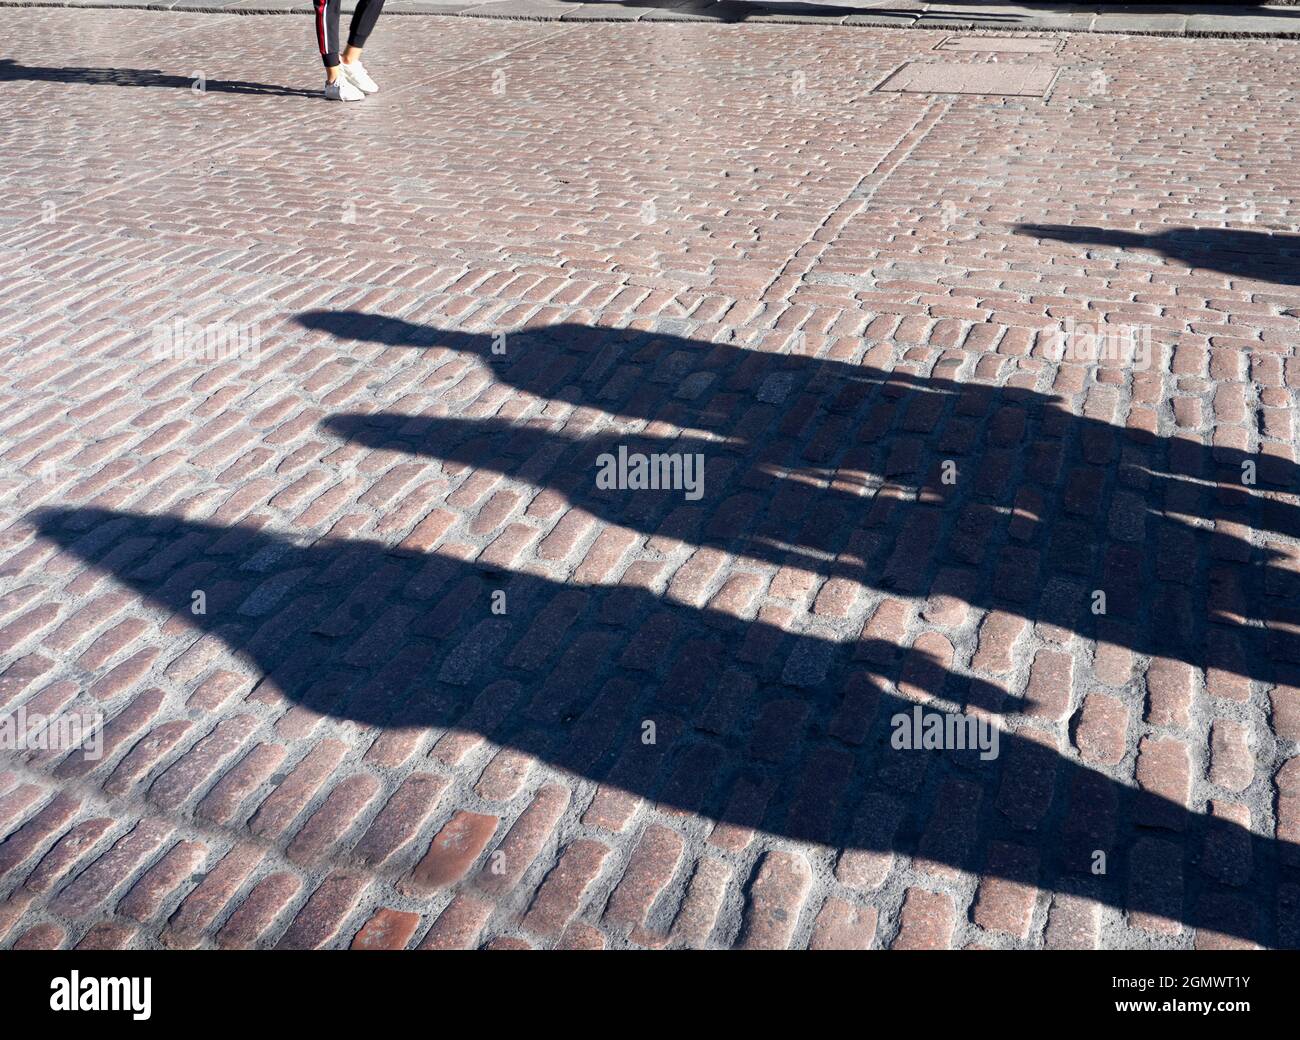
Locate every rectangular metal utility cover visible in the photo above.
<box><xmin>935</xmin><ymin>36</ymin><xmax>1064</xmax><ymax>53</ymax></box>
<box><xmin>875</xmin><ymin>61</ymin><xmax>1058</xmax><ymax>97</ymax></box>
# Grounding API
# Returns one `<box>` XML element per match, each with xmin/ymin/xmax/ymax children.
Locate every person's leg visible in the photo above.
<box><xmin>343</xmin><ymin>0</ymin><xmax>386</xmax><ymax>65</ymax></box>
<box><xmin>336</xmin><ymin>0</ymin><xmax>384</xmax><ymax>93</ymax></box>
<box><xmin>314</xmin><ymin>0</ymin><xmax>343</xmax><ymax>81</ymax></box>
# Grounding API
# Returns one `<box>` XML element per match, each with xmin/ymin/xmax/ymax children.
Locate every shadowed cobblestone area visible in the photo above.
<box><xmin>0</xmin><ymin>8</ymin><xmax>1298</xmax><ymax>950</ymax></box>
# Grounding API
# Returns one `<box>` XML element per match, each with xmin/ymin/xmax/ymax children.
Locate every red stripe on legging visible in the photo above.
<box><xmin>315</xmin><ymin>0</ymin><xmax>327</xmax><ymax>55</ymax></box>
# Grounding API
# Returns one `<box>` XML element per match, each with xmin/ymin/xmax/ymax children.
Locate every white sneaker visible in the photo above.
<box><xmin>324</xmin><ymin>77</ymin><xmax>365</xmax><ymax>102</ymax></box>
<box><xmin>341</xmin><ymin>60</ymin><xmax>378</xmax><ymax>94</ymax></box>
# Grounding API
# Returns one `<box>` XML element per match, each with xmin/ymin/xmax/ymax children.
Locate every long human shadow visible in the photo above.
<box><xmin>928</xmin><ymin>0</ymin><xmax>1300</xmax><ymax>11</ymax></box>
<box><xmin>30</xmin><ymin>507</ymin><xmax>1295</xmax><ymax>946</ymax></box>
<box><xmin>302</xmin><ymin>313</ymin><xmax>1300</xmax><ymax>689</ymax></box>
<box><xmin>569</xmin><ymin>0</ymin><xmax>1021</xmax><ymax>23</ymax></box>
<box><xmin>1016</xmin><ymin>224</ymin><xmax>1300</xmax><ymax>287</ymax></box>
<box><xmin>0</xmin><ymin>59</ymin><xmax>317</xmax><ymax>97</ymax></box>
<box><xmin>556</xmin><ymin>0</ymin><xmax>1300</xmax><ymax>23</ymax></box>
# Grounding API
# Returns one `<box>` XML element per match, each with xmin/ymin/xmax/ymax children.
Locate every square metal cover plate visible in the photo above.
<box><xmin>875</xmin><ymin>61</ymin><xmax>1059</xmax><ymax>97</ymax></box>
<box><xmin>935</xmin><ymin>35</ymin><xmax>1064</xmax><ymax>53</ymax></box>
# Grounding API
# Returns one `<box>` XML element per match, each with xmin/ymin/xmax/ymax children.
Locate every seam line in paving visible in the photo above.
<box><xmin>759</xmin><ymin>97</ymin><xmax>952</xmax><ymax>303</ymax></box>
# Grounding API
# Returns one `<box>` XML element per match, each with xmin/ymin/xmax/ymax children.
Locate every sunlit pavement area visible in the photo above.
<box><xmin>0</xmin><ymin>7</ymin><xmax>1298</xmax><ymax>950</ymax></box>
<box><xmin>9</xmin><ymin>0</ymin><xmax>1300</xmax><ymax>37</ymax></box>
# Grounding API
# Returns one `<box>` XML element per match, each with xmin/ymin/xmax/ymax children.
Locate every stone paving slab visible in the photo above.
<box><xmin>1093</xmin><ymin>11</ymin><xmax>1187</xmax><ymax>31</ymax></box>
<box><xmin>460</xmin><ymin>0</ymin><xmax>573</xmax><ymax>18</ymax></box>
<box><xmin>1187</xmin><ymin>11</ymin><xmax>1296</xmax><ymax>32</ymax></box>
<box><xmin>875</xmin><ymin>58</ymin><xmax>1059</xmax><ymax>93</ymax></box>
<box><xmin>2</xmin><ymin>0</ymin><xmax>1300</xmax><ymax>36</ymax></box>
<box><xmin>0</xmin><ymin>8</ymin><xmax>1298</xmax><ymax>953</ymax></box>
<box><xmin>935</xmin><ymin>34</ymin><xmax>1065</xmax><ymax>49</ymax></box>
<box><xmin>559</xmin><ymin>2</ymin><xmax>688</xmax><ymax>21</ymax></box>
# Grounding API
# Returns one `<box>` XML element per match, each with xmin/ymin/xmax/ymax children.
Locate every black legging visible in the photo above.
<box><xmin>313</xmin><ymin>0</ymin><xmax>385</xmax><ymax>69</ymax></box>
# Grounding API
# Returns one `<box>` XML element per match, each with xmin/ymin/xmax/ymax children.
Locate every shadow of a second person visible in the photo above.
<box><xmin>510</xmin><ymin>0</ymin><xmax>1300</xmax><ymax>23</ymax></box>
<box><xmin>1016</xmin><ymin>223</ymin><xmax>1300</xmax><ymax>288</ymax></box>
<box><xmin>31</xmin><ymin>506</ymin><xmax>1295</xmax><ymax>946</ymax></box>
<box><xmin>301</xmin><ymin>313</ymin><xmax>1300</xmax><ymax>692</ymax></box>
<box><xmin>0</xmin><ymin>58</ymin><xmax>317</xmax><ymax>97</ymax></box>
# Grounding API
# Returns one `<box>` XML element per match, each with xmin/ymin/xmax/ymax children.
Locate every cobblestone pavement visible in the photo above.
<box><xmin>5</xmin><ymin>1</ymin><xmax>1300</xmax><ymax>41</ymax></box>
<box><xmin>1</xmin><ymin>8</ymin><xmax>1299</xmax><ymax>951</ymax></box>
